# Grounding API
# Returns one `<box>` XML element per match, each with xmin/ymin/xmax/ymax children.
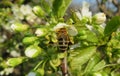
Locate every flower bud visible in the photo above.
<box><xmin>35</xmin><ymin>28</ymin><xmax>47</xmax><ymax>37</ymax></box>
<box><xmin>37</xmin><ymin>68</ymin><xmax>45</xmax><ymax>76</ymax></box>
<box><xmin>11</xmin><ymin>23</ymin><xmax>29</xmax><ymax>32</ymax></box>
<box><xmin>7</xmin><ymin>57</ymin><xmax>26</xmax><ymax>67</ymax></box>
<box><xmin>92</xmin><ymin>13</ymin><xmax>106</xmax><ymax>24</ymax></box>
<box><xmin>51</xmin><ymin>33</ymin><xmax>58</xmax><ymax>43</ymax></box>
<box><xmin>79</xmin><ymin>35</ymin><xmax>87</xmax><ymax>40</ymax></box>
<box><xmin>25</xmin><ymin>45</ymin><xmax>42</xmax><ymax>58</ymax></box>
<box><xmin>49</xmin><ymin>58</ymin><xmax>61</xmax><ymax>68</ymax></box>
<box><xmin>67</xmin><ymin>25</ymin><xmax>78</xmax><ymax>36</ymax></box>
<box><xmin>78</xmin><ymin>30</ymin><xmax>86</xmax><ymax>36</ymax></box>
<box><xmin>33</xmin><ymin>6</ymin><xmax>45</xmax><ymax>17</ymax></box>
<box><xmin>92</xmin><ymin>72</ymin><xmax>102</xmax><ymax>76</ymax></box>
<box><xmin>58</xmin><ymin>52</ymin><xmax>66</xmax><ymax>59</ymax></box>
<box><xmin>22</xmin><ymin>36</ymin><xmax>38</xmax><ymax>45</ymax></box>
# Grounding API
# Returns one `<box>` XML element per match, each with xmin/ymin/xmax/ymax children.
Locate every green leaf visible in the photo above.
<box><xmin>92</xmin><ymin>60</ymin><xmax>106</xmax><ymax>72</ymax></box>
<box><xmin>69</xmin><ymin>46</ymin><xmax>96</xmax><ymax>75</ymax></box>
<box><xmin>0</xmin><ymin>0</ymin><xmax>13</xmax><ymax>7</ymax></box>
<box><xmin>52</xmin><ymin>0</ymin><xmax>72</xmax><ymax>18</ymax></box>
<box><xmin>104</xmin><ymin>16</ymin><xmax>120</xmax><ymax>36</ymax></box>
<box><xmin>86</xmin><ymin>31</ymin><xmax>98</xmax><ymax>43</ymax></box>
<box><xmin>84</xmin><ymin>52</ymin><xmax>101</xmax><ymax>74</ymax></box>
<box><xmin>40</xmin><ymin>0</ymin><xmax>51</xmax><ymax>13</ymax></box>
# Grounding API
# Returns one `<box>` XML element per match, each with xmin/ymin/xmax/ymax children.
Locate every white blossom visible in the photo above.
<box><xmin>25</xmin><ymin>48</ymin><xmax>38</xmax><ymax>58</ymax></box>
<box><xmin>14</xmin><ymin>11</ymin><xmax>24</xmax><ymax>20</ymax></box>
<box><xmin>26</xmin><ymin>13</ymin><xmax>37</xmax><ymax>23</ymax></box>
<box><xmin>11</xmin><ymin>5</ymin><xmax>20</xmax><ymax>14</ymax></box>
<box><xmin>85</xmin><ymin>24</ymin><xmax>93</xmax><ymax>31</ymax></box>
<box><xmin>75</xmin><ymin>1</ymin><xmax>92</xmax><ymax>21</ymax></box>
<box><xmin>35</xmin><ymin>28</ymin><xmax>46</xmax><ymax>37</ymax></box>
<box><xmin>4</xmin><ymin>68</ymin><xmax>14</xmax><ymax>75</ymax></box>
<box><xmin>81</xmin><ymin>1</ymin><xmax>92</xmax><ymax>18</ymax></box>
<box><xmin>11</xmin><ymin>5</ymin><xmax>24</xmax><ymax>20</ymax></box>
<box><xmin>93</xmin><ymin>13</ymin><xmax>106</xmax><ymax>24</ymax></box>
<box><xmin>53</xmin><ymin>23</ymin><xmax>69</xmax><ymax>31</ymax></box>
<box><xmin>35</xmin><ymin>29</ymin><xmax>44</xmax><ymax>36</ymax></box>
<box><xmin>75</xmin><ymin>11</ymin><xmax>82</xmax><ymax>20</ymax></box>
<box><xmin>0</xmin><ymin>68</ymin><xmax>14</xmax><ymax>75</ymax></box>
<box><xmin>25</xmin><ymin>45</ymin><xmax>42</xmax><ymax>58</ymax></box>
<box><xmin>10</xmin><ymin>24</ymin><xmax>17</xmax><ymax>30</ymax></box>
<box><xmin>10</xmin><ymin>50</ymin><xmax>20</xmax><ymax>57</ymax></box>
<box><xmin>0</xmin><ymin>71</ymin><xmax>4</xmax><ymax>76</ymax></box>
<box><xmin>20</xmin><ymin>5</ymin><xmax>32</xmax><ymax>15</ymax></box>
<box><xmin>67</xmin><ymin>25</ymin><xmax>78</xmax><ymax>36</ymax></box>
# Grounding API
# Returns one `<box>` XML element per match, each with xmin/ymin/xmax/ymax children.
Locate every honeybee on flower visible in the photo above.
<box><xmin>53</xmin><ymin>23</ymin><xmax>78</xmax><ymax>36</ymax></box>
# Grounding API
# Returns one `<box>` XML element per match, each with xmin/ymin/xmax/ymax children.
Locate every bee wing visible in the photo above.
<box><xmin>67</xmin><ymin>26</ymin><xmax>78</xmax><ymax>36</ymax></box>
<box><xmin>69</xmin><ymin>43</ymin><xmax>80</xmax><ymax>50</ymax></box>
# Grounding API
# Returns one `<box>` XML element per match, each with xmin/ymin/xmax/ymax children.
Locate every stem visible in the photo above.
<box><xmin>33</xmin><ymin>60</ymin><xmax>43</xmax><ymax>71</ymax></box>
<box><xmin>61</xmin><ymin>52</ymin><xmax>68</xmax><ymax>76</ymax></box>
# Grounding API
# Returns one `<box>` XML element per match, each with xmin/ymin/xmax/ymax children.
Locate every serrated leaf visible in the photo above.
<box><xmin>84</xmin><ymin>52</ymin><xmax>101</xmax><ymax>74</ymax></box>
<box><xmin>52</xmin><ymin>0</ymin><xmax>72</xmax><ymax>18</ymax></box>
<box><xmin>69</xmin><ymin>46</ymin><xmax>96</xmax><ymax>75</ymax></box>
<box><xmin>104</xmin><ymin>16</ymin><xmax>120</xmax><ymax>36</ymax></box>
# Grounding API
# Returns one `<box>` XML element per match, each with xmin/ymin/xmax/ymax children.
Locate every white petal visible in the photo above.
<box><xmin>25</xmin><ymin>48</ymin><xmax>37</xmax><ymax>58</ymax></box>
<box><xmin>81</xmin><ymin>1</ymin><xmax>92</xmax><ymax>18</ymax></box>
<box><xmin>75</xmin><ymin>11</ymin><xmax>82</xmax><ymax>20</ymax></box>
<box><xmin>68</xmin><ymin>26</ymin><xmax>78</xmax><ymax>36</ymax></box>
<box><xmin>53</xmin><ymin>23</ymin><xmax>69</xmax><ymax>31</ymax></box>
<box><xmin>85</xmin><ymin>24</ymin><xmax>93</xmax><ymax>31</ymax></box>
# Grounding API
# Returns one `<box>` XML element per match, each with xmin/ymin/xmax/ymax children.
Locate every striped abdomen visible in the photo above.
<box><xmin>56</xmin><ymin>28</ymin><xmax>70</xmax><ymax>52</ymax></box>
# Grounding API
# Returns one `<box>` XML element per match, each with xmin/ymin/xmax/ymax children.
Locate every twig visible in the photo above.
<box><xmin>112</xmin><ymin>0</ymin><xmax>120</xmax><ymax>16</ymax></box>
<box><xmin>96</xmin><ymin>0</ymin><xmax>113</xmax><ymax>18</ymax></box>
<box><xmin>61</xmin><ymin>56</ymin><xmax>68</xmax><ymax>76</ymax></box>
<box><xmin>112</xmin><ymin>0</ymin><xmax>118</xmax><ymax>7</ymax></box>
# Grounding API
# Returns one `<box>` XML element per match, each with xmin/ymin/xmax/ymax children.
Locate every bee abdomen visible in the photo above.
<box><xmin>58</xmin><ymin>38</ymin><xmax>69</xmax><ymax>52</ymax></box>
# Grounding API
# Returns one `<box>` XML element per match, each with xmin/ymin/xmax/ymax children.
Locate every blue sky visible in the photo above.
<box><xmin>72</xmin><ymin>0</ymin><xmax>117</xmax><ymax>13</ymax></box>
<box><xmin>72</xmin><ymin>0</ymin><xmax>96</xmax><ymax>3</ymax></box>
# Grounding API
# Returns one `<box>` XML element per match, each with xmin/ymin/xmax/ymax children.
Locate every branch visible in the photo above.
<box><xmin>112</xmin><ymin>0</ymin><xmax>118</xmax><ymax>7</ymax></box>
<box><xmin>96</xmin><ymin>0</ymin><xmax>113</xmax><ymax>18</ymax></box>
<box><xmin>112</xmin><ymin>0</ymin><xmax>120</xmax><ymax>16</ymax></box>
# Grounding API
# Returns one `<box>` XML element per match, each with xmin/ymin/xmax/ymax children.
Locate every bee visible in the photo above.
<box><xmin>55</xmin><ymin>26</ymin><xmax>78</xmax><ymax>76</ymax></box>
<box><xmin>56</xmin><ymin>28</ymin><xmax>70</xmax><ymax>52</ymax></box>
